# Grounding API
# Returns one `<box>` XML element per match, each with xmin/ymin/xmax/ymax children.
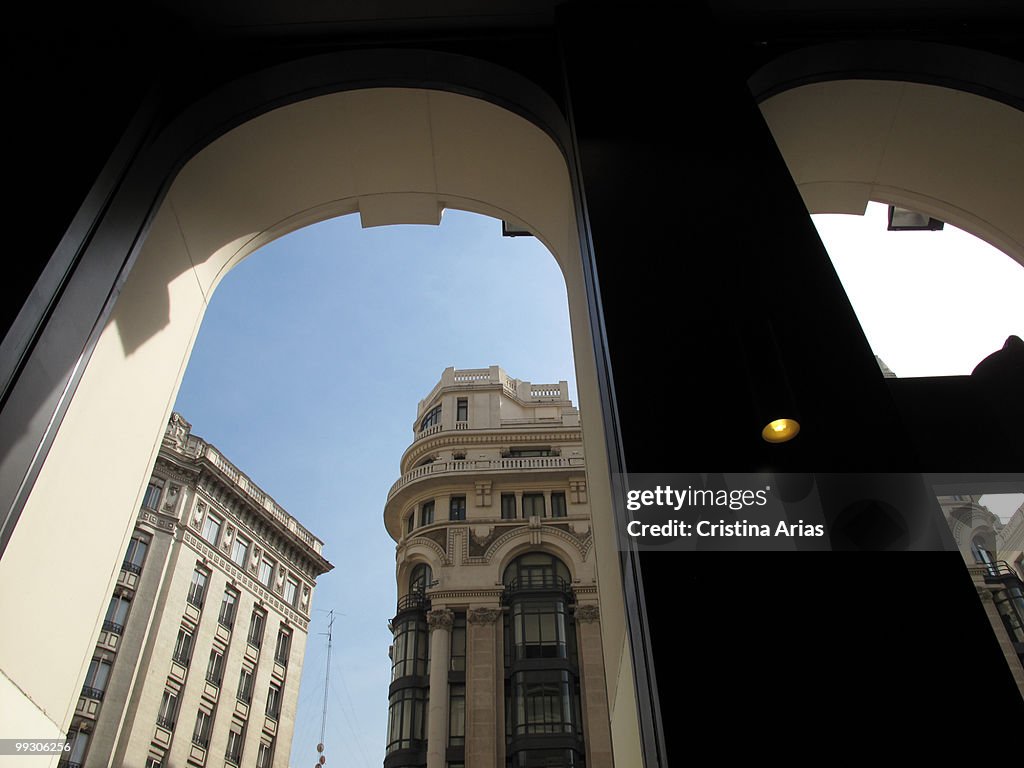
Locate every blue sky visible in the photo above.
<box><xmin>172</xmin><ymin>210</ymin><xmax>576</xmax><ymax>767</ymax></box>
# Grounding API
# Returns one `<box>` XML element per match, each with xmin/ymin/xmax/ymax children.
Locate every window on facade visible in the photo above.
<box><xmin>994</xmin><ymin>585</ymin><xmax>1024</xmax><ymax>643</ymax></box>
<box><xmin>83</xmin><ymin>658</ymin><xmax>112</xmax><ymax>698</ymax></box>
<box><xmin>504</xmin><ymin>552</ymin><xmax>571</xmax><ymax>591</ymax></box>
<box><xmin>509</xmin><ymin>600</ymin><xmax>572</xmax><ymax>661</ymax></box>
<box><xmin>201</xmin><ymin>512</ymin><xmax>222</xmax><ymax>546</ymax></box>
<box><xmin>256</xmin><ymin>742</ymin><xmax>273</xmax><ymax>768</ymax></box>
<box><xmin>187</xmin><ymin>567</ymin><xmax>209</xmax><ymax>608</ymax></box>
<box><xmin>123</xmin><ymin>533</ymin><xmax>149</xmax><ymax>573</ymax></box>
<box><xmin>225</xmin><ymin>726</ymin><xmax>244</xmax><ymax>764</ymax></box>
<box><xmin>502</xmin><ymin>551</ymin><xmax>584</xmax><ymax>768</ymax></box>
<box><xmin>456</xmin><ymin>398</ymin><xmax>468</xmax><ymax>422</ymax></box>
<box><xmin>420</xmin><ymin>405</ymin><xmax>441</xmax><ymax>431</ymax></box>
<box><xmin>449</xmin><ymin>684</ymin><xmax>466</xmax><ymax>746</ymax></box>
<box><xmin>231</xmin><ymin>535</ymin><xmax>250</xmax><ymax>568</ymax></box>
<box><xmin>258</xmin><ymin>556</ymin><xmax>275</xmax><ymax>587</ymax></box>
<box><xmin>522</xmin><ymin>493</ymin><xmax>545</xmax><ymax>518</ymax></box>
<box><xmin>266</xmin><ymin>682</ymin><xmax>281</xmax><ymax>719</ymax></box>
<box><xmin>173</xmin><ymin>628</ymin><xmax>193</xmax><ymax>665</ymax></box>
<box><xmin>237</xmin><ymin>667</ymin><xmax>253</xmax><ymax>703</ymax></box>
<box><xmin>386</xmin><ymin>687</ymin><xmax>428</xmax><ymax>754</ymax></box>
<box><xmin>142</xmin><ymin>480</ymin><xmax>163</xmax><ymax>510</ymax></box>
<box><xmin>284</xmin><ymin>576</ymin><xmax>299</xmax><ymax>607</ymax></box>
<box><xmin>275</xmin><ymin>627</ymin><xmax>292</xmax><ymax>666</ymax></box>
<box><xmin>508</xmin><ymin>448</ymin><xmax>557</xmax><ymax>457</ymax></box>
<box><xmin>449</xmin><ymin>496</ymin><xmax>466</xmax><ymax>521</ymax></box>
<box><xmin>406</xmin><ymin>512</ymin><xmax>415</xmax><ymax>534</ymax></box>
<box><xmin>104</xmin><ymin>594</ymin><xmax>131</xmax><ymax>633</ymax></box>
<box><xmin>391</xmin><ymin>615</ymin><xmax>429</xmax><ymax>680</ymax></box>
<box><xmin>248</xmin><ymin>609</ymin><xmax>266</xmax><ymax>648</ymax></box>
<box><xmin>551</xmin><ymin>492</ymin><xmax>566</xmax><ymax>518</ymax></box>
<box><xmin>157</xmin><ymin>690</ymin><xmax>178</xmax><ymax>728</ymax></box>
<box><xmin>145</xmin><ymin>756</ymin><xmax>163</xmax><ymax>768</ymax></box>
<box><xmin>420</xmin><ymin>500</ymin><xmax>434</xmax><ymax>527</ymax></box>
<box><xmin>207</xmin><ymin>648</ymin><xmax>224</xmax><ymax>685</ymax></box>
<box><xmin>409</xmin><ymin>563</ymin><xmax>432</xmax><ymax>595</ymax></box>
<box><xmin>192</xmin><ymin>709</ymin><xmax>212</xmax><ymax>747</ymax></box>
<box><xmin>501</xmin><ymin>493</ymin><xmax>517</xmax><ymax>520</ymax></box>
<box><xmin>67</xmin><ymin>729</ymin><xmax>90</xmax><ymax>764</ymax></box>
<box><xmin>219</xmin><ymin>588</ymin><xmax>239</xmax><ymax>629</ymax></box>
<box><xmin>450</xmin><ymin>612</ymin><xmax>466</xmax><ymax>672</ymax></box>
<box><xmin>510</xmin><ymin>670</ymin><xmax>578</xmax><ymax>736</ymax></box>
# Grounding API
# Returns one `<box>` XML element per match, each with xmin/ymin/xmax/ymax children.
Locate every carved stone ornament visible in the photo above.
<box><xmin>192</xmin><ymin>501</ymin><xmax>205</xmax><ymax>529</ymax></box>
<box><xmin>426</xmin><ymin>609</ymin><xmax>454</xmax><ymax>630</ymax></box>
<box><xmin>573</xmin><ymin>604</ymin><xmax>600</xmax><ymax>623</ymax></box>
<box><xmin>467</xmin><ymin>607</ymin><xmax>502</xmax><ymax>625</ymax></box>
<box><xmin>164</xmin><ymin>412</ymin><xmax>191</xmax><ymax>450</ymax></box>
<box><xmin>163</xmin><ymin>484</ymin><xmax>181</xmax><ymax>512</ymax></box>
<box><xmin>976</xmin><ymin>588</ymin><xmax>994</xmax><ymax>602</ymax></box>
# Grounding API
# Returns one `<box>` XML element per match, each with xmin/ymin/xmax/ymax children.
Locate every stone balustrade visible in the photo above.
<box><xmin>388</xmin><ymin>456</ymin><xmax>585</xmax><ymax>500</ymax></box>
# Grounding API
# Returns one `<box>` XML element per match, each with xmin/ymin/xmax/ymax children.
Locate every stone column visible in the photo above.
<box><xmin>574</xmin><ymin>604</ymin><xmax>614</xmax><ymax>768</ymax></box>
<box><xmin>466</xmin><ymin>606</ymin><xmax>502</xmax><ymax>766</ymax></box>
<box><xmin>426</xmin><ymin>609</ymin><xmax>453</xmax><ymax>768</ymax></box>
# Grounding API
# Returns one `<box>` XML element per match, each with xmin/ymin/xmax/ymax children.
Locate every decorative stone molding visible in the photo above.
<box><xmin>427</xmin><ymin>588</ymin><xmax>504</xmax><ymax>602</ymax></box>
<box><xmin>467</xmin><ymin>522</ymin><xmax>592</xmax><ymax>565</ymax></box>
<box><xmin>569</xmin><ymin>478</ymin><xmax>587</xmax><ymax>504</ymax></box>
<box><xmin>475</xmin><ymin>480</ymin><xmax>492</xmax><ymax>507</ymax></box>
<box><xmin>573</xmin><ymin>604</ymin><xmax>600</xmax><ymax>623</ymax></box>
<box><xmin>164</xmin><ymin>412</ymin><xmax>192</xmax><ymax>451</ymax></box>
<box><xmin>427</xmin><ymin>609</ymin><xmax>454</xmax><ymax>630</ymax></box>
<box><xmin>468</xmin><ymin>607</ymin><xmax>502</xmax><ymax>625</ymax></box>
<box><xmin>137</xmin><ymin>510</ymin><xmax>177</xmax><ymax>533</ymax></box>
<box><xmin>163</xmin><ymin>483</ymin><xmax>181</xmax><ymax>514</ymax></box>
<box><xmin>976</xmin><ymin>588</ymin><xmax>994</xmax><ymax>602</ymax></box>
<box><xmin>402</xmin><ymin>531</ymin><xmax>451</xmax><ymax>567</ymax></box>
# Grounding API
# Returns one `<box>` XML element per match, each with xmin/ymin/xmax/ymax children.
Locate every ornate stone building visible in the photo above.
<box><xmin>62</xmin><ymin>414</ymin><xmax>333</xmax><ymax>768</ymax></box>
<box><xmin>939</xmin><ymin>495</ymin><xmax>1024</xmax><ymax>695</ymax></box>
<box><xmin>383</xmin><ymin>367</ymin><xmax>613</xmax><ymax>768</ymax></box>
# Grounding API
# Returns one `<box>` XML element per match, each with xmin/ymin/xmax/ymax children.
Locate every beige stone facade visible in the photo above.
<box><xmin>383</xmin><ymin>366</ymin><xmax>613</xmax><ymax>768</ymax></box>
<box><xmin>62</xmin><ymin>414</ymin><xmax>332</xmax><ymax>768</ymax></box>
<box><xmin>939</xmin><ymin>495</ymin><xmax>1024</xmax><ymax>695</ymax></box>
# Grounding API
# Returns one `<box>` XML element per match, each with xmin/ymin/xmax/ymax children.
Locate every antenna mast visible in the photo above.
<box><xmin>315</xmin><ymin>609</ymin><xmax>334</xmax><ymax>766</ymax></box>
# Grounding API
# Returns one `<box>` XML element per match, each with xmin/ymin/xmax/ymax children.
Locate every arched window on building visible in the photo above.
<box><xmin>502</xmin><ymin>553</ymin><xmax>584</xmax><ymax>768</ymax></box>
<box><xmin>409</xmin><ymin>563</ymin><xmax>432</xmax><ymax>596</ymax></box>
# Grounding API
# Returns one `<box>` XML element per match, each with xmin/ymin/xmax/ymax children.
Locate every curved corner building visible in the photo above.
<box><xmin>383</xmin><ymin>366</ymin><xmax>614</xmax><ymax>768</ymax></box>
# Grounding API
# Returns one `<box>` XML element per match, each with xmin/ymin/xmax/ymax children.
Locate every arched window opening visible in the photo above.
<box><xmin>409</xmin><ymin>563</ymin><xmax>433</xmax><ymax>596</ymax></box>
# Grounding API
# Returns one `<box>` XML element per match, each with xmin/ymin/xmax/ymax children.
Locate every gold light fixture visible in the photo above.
<box><xmin>761</xmin><ymin>418</ymin><xmax>800</xmax><ymax>443</ymax></box>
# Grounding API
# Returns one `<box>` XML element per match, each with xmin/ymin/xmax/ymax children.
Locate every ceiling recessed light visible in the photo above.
<box><xmin>761</xmin><ymin>418</ymin><xmax>800</xmax><ymax>443</ymax></box>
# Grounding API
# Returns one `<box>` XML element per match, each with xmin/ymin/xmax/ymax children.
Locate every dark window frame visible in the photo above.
<box><xmin>551</xmin><ymin>492</ymin><xmax>567</xmax><ymax>518</ymax></box>
<box><xmin>219</xmin><ymin>588</ymin><xmax>239</xmax><ymax>629</ymax></box>
<box><xmin>449</xmin><ymin>496</ymin><xmax>466</xmax><ymax>521</ymax></box>
<box><xmin>420</xmin><ymin>405</ymin><xmax>442</xmax><ymax>431</ymax></box>
<box><xmin>522</xmin><ymin>493</ymin><xmax>545</xmax><ymax>518</ymax></box>
<box><xmin>420</xmin><ymin>500</ymin><xmax>435</xmax><ymax>527</ymax></box>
